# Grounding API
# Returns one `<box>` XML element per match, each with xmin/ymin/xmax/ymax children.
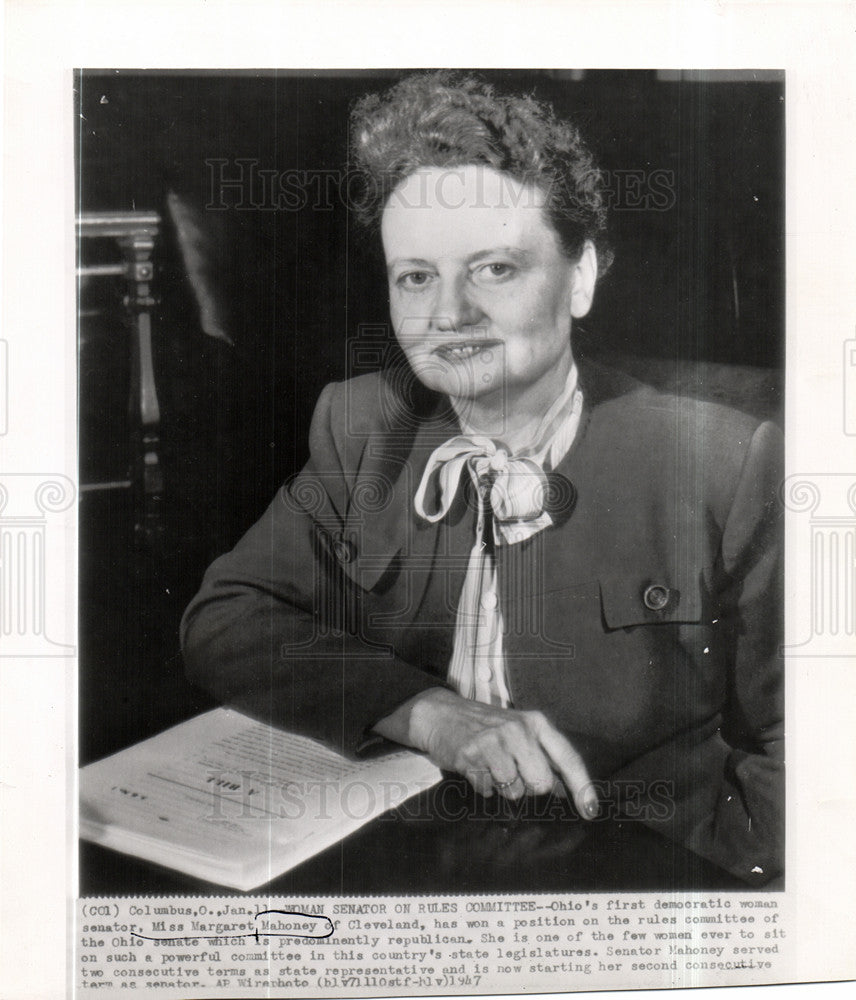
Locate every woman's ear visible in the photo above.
<box><xmin>569</xmin><ymin>240</ymin><xmax>598</xmax><ymax>319</ymax></box>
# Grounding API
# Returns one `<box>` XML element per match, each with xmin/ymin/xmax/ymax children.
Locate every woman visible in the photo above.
<box><xmin>181</xmin><ymin>72</ymin><xmax>783</xmax><ymax>886</ymax></box>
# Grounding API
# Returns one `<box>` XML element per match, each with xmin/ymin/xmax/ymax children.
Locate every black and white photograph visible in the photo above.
<box><xmin>77</xmin><ymin>67</ymin><xmax>784</xmax><ymax>898</ymax></box>
<box><xmin>2</xmin><ymin>2</ymin><xmax>856</xmax><ymax>998</ymax></box>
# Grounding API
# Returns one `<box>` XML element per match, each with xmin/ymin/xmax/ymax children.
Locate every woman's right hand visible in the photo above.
<box><xmin>373</xmin><ymin>687</ymin><xmax>600</xmax><ymax>818</ymax></box>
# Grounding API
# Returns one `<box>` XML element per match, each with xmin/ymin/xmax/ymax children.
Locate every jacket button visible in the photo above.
<box><xmin>332</xmin><ymin>538</ymin><xmax>355</xmax><ymax>564</ymax></box>
<box><xmin>643</xmin><ymin>584</ymin><xmax>671</xmax><ymax>611</ymax></box>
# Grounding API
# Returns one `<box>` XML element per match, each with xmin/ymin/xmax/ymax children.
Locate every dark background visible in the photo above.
<box><xmin>76</xmin><ymin>69</ymin><xmax>785</xmax><ymax>766</ymax></box>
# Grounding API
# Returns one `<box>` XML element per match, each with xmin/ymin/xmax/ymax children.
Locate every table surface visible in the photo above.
<box><xmin>80</xmin><ymin>776</ymin><xmax>747</xmax><ymax>897</ymax></box>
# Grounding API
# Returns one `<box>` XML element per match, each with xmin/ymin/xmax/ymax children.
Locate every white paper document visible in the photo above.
<box><xmin>80</xmin><ymin>708</ymin><xmax>442</xmax><ymax>891</ymax></box>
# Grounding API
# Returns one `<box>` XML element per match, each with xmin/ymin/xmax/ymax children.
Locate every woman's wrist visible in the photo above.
<box><xmin>407</xmin><ymin>687</ymin><xmax>461</xmax><ymax>753</ymax></box>
<box><xmin>371</xmin><ymin>687</ymin><xmax>453</xmax><ymax>750</ymax></box>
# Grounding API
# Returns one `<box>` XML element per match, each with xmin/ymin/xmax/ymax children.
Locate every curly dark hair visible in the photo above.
<box><xmin>350</xmin><ymin>71</ymin><xmax>613</xmax><ymax>276</ymax></box>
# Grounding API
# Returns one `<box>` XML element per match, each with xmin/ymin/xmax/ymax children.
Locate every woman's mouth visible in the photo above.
<box><xmin>434</xmin><ymin>341</ymin><xmax>500</xmax><ymax>362</ymax></box>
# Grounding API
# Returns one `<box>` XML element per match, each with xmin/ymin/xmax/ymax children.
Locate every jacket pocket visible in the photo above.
<box><xmin>598</xmin><ymin>569</ymin><xmax>705</xmax><ymax>629</ymax></box>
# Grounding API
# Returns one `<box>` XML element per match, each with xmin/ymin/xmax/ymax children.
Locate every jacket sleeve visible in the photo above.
<box><xmin>607</xmin><ymin>419</ymin><xmax>784</xmax><ymax>886</ymax></box>
<box><xmin>180</xmin><ymin>382</ymin><xmax>445</xmax><ymax>756</ymax></box>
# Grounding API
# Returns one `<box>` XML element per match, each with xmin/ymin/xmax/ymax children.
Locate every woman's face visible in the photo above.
<box><xmin>381</xmin><ymin>164</ymin><xmax>596</xmax><ymax>413</ymax></box>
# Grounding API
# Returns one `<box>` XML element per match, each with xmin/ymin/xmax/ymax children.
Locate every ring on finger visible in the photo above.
<box><xmin>493</xmin><ymin>776</ymin><xmax>520</xmax><ymax>790</ymax></box>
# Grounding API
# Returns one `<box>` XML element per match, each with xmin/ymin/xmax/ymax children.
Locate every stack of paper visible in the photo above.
<box><xmin>80</xmin><ymin>708</ymin><xmax>442</xmax><ymax>891</ymax></box>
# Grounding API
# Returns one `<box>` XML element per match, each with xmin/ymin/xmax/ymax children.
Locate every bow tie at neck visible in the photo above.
<box><xmin>413</xmin><ymin>368</ymin><xmax>583</xmax><ymax>546</ymax></box>
<box><xmin>414</xmin><ymin>438</ymin><xmax>553</xmax><ymax>544</ymax></box>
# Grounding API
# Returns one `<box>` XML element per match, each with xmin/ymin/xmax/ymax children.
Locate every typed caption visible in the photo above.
<box><xmin>77</xmin><ymin>891</ymin><xmax>789</xmax><ymax>996</ymax></box>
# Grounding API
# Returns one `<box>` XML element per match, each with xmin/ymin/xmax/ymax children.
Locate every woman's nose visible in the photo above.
<box><xmin>432</xmin><ymin>276</ymin><xmax>483</xmax><ymax>332</ymax></box>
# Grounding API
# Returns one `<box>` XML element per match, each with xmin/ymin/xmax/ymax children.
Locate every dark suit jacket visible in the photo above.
<box><xmin>181</xmin><ymin>354</ymin><xmax>784</xmax><ymax>886</ymax></box>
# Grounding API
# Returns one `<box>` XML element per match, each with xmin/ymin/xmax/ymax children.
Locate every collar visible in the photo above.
<box><xmin>455</xmin><ymin>361</ymin><xmax>581</xmax><ymax>471</ymax></box>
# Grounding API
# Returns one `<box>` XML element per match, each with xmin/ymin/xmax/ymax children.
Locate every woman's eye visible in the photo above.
<box><xmin>476</xmin><ymin>262</ymin><xmax>515</xmax><ymax>281</ymax></box>
<box><xmin>398</xmin><ymin>271</ymin><xmax>432</xmax><ymax>289</ymax></box>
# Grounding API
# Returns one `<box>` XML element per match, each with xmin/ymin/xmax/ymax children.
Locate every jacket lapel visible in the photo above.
<box><xmin>338</xmin><ymin>377</ymin><xmax>460</xmax><ymax>595</ymax></box>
